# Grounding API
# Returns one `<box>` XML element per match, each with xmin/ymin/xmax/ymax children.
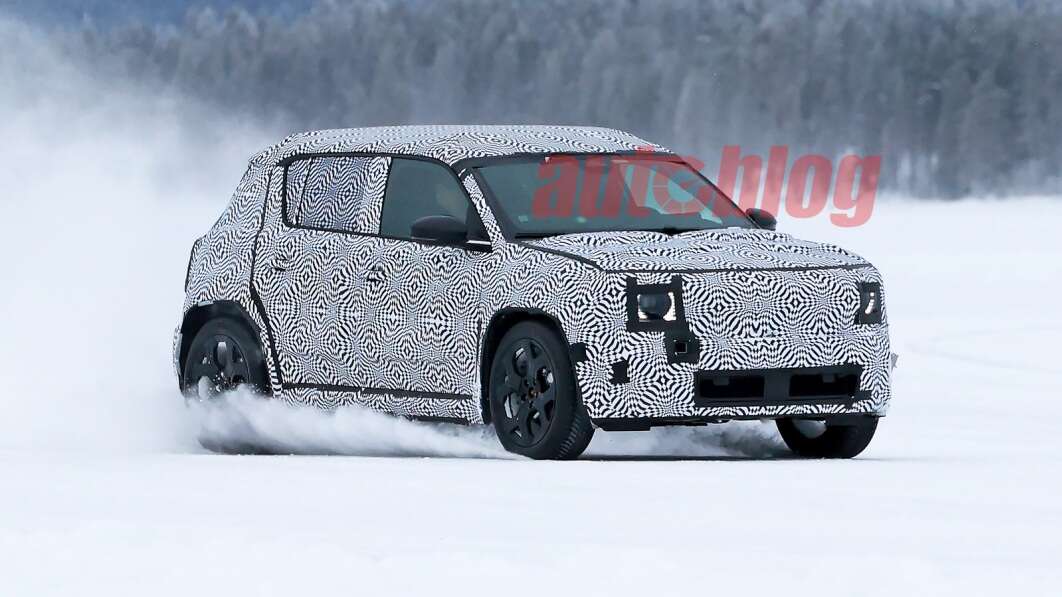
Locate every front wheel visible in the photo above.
<box><xmin>488</xmin><ymin>321</ymin><xmax>594</xmax><ymax>460</ymax></box>
<box><xmin>776</xmin><ymin>416</ymin><xmax>878</xmax><ymax>459</ymax></box>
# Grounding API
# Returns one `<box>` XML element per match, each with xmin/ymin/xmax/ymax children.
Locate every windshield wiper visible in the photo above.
<box><xmin>646</xmin><ymin>226</ymin><xmax>704</xmax><ymax>235</ymax></box>
<box><xmin>513</xmin><ymin>226</ymin><xmax>709</xmax><ymax>239</ymax></box>
<box><xmin>513</xmin><ymin>231</ymin><xmax>565</xmax><ymax>239</ymax></box>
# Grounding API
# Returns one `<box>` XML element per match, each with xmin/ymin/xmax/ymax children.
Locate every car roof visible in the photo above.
<box><xmin>250</xmin><ymin>125</ymin><xmax>670</xmax><ymax>168</ymax></box>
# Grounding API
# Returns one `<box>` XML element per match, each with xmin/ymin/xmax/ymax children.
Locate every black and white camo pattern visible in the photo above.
<box><xmin>527</xmin><ymin>228</ymin><xmax>869</xmax><ymax>272</ymax></box>
<box><xmin>178</xmin><ymin>125</ymin><xmax>892</xmax><ymax>425</ymax></box>
<box><xmin>251</xmin><ymin>125</ymin><xmax>667</xmax><ymax>168</ymax></box>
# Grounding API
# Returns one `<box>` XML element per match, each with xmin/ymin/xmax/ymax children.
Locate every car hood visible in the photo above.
<box><xmin>523</xmin><ymin>228</ymin><xmax>870</xmax><ymax>272</ymax></box>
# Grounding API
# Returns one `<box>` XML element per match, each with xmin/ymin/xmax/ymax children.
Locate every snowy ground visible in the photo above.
<box><xmin>2</xmin><ymin>18</ymin><xmax>1062</xmax><ymax>596</ymax></box>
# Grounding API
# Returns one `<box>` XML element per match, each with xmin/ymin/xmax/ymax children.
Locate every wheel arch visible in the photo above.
<box><xmin>479</xmin><ymin>307</ymin><xmax>576</xmax><ymax>424</ymax></box>
<box><xmin>177</xmin><ymin>300</ymin><xmax>264</xmax><ymax>381</ymax></box>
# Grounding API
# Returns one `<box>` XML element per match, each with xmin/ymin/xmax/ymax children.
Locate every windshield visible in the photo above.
<box><xmin>475</xmin><ymin>153</ymin><xmax>753</xmax><ymax>237</ymax></box>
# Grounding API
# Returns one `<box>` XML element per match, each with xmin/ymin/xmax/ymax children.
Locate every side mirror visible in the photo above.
<box><xmin>410</xmin><ymin>214</ymin><xmax>468</xmax><ymax>245</ymax></box>
<box><xmin>746</xmin><ymin>208</ymin><xmax>777</xmax><ymax>231</ymax></box>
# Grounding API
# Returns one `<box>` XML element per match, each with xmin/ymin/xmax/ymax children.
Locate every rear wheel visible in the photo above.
<box><xmin>489</xmin><ymin>321</ymin><xmax>594</xmax><ymax>460</ymax></box>
<box><xmin>182</xmin><ymin>316</ymin><xmax>269</xmax><ymax>398</ymax></box>
<box><xmin>776</xmin><ymin>416</ymin><xmax>878</xmax><ymax>458</ymax></box>
<box><xmin>181</xmin><ymin>316</ymin><xmax>269</xmax><ymax>454</ymax></box>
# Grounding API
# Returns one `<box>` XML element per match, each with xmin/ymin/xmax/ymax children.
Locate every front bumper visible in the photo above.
<box><xmin>575</xmin><ymin>328</ymin><xmax>891</xmax><ymax>422</ymax></box>
<box><xmin>569</xmin><ymin>266</ymin><xmax>893</xmax><ymax>424</ymax></box>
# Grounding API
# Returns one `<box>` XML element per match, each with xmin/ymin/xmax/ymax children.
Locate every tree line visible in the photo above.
<box><xmin>49</xmin><ymin>0</ymin><xmax>1062</xmax><ymax>197</ymax></box>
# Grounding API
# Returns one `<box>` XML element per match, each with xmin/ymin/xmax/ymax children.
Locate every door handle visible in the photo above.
<box><xmin>272</xmin><ymin>235</ymin><xmax>297</xmax><ymax>272</ymax></box>
<box><xmin>366</xmin><ymin>264</ymin><xmax>385</xmax><ymax>284</ymax></box>
<box><xmin>270</xmin><ymin>257</ymin><xmax>293</xmax><ymax>272</ymax></box>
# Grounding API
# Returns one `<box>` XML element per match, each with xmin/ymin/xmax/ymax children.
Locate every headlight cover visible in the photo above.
<box><xmin>625</xmin><ymin>277</ymin><xmax>686</xmax><ymax>331</ymax></box>
<box><xmin>856</xmin><ymin>282</ymin><xmax>883</xmax><ymax>324</ymax></box>
<box><xmin>625</xmin><ymin>276</ymin><xmax>700</xmax><ymax>365</ymax></box>
<box><xmin>637</xmin><ymin>291</ymin><xmax>674</xmax><ymax>321</ymax></box>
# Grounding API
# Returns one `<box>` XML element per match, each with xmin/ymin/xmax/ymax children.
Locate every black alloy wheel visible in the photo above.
<box><xmin>181</xmin><ymin>317</ymin><xmax>268</xmax><ymax>399</ymax></box>
<box><xmin>181</xmin><ymin>317</ymin><xmax>270</xmax><ymax>454</ymax></box>
<box><xmin>489</xmin><ymin>321</ymin><xmax>594</xmax><ymax>459</ymax></box>
<box><xmin>497</xmin><ymin>338</ymin><xmax>557</xmax><ymax>447</ymax></box>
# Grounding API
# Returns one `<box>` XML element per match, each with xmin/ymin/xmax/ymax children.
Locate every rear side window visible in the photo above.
<box><xmin>285</xmin><ymin>156</ymin><xmax>389</xmax><ymax>233</ymax></box>
<box><xmin>379</xmin><ymin>159</ymin><xmax>484</xmax><ymax>239</ymax></box>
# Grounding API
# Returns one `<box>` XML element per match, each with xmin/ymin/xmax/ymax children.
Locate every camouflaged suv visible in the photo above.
<box><xmin>176</xmin><ymin>125</ymin><xmax>892</xmax><ymax>459</ymax></box>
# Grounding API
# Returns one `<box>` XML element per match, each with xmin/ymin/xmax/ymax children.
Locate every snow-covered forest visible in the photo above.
<box><xmin>36</xmin><ymin>0</ymin><xmax>1062</xmax><ymax>198</ymax></box>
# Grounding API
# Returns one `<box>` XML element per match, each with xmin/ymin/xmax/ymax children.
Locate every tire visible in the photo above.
<box><xmin>488</xmin><ymin>321</ymin><xmax>594</xmax><ymax>460</ymax></box>
<box><xmin>181</xmin><ymin>316</ymin><xmax>270</xmax><ymax>454</ymax></box>
<box><xmin>182</xmin><ymin>316</ymin><xmax>269</xmax><ymax>396</ymax></box>
<box><xmin>776</xmin><ymin>416</ymin><xmax>878</xmax><ymax>459</ymax></box>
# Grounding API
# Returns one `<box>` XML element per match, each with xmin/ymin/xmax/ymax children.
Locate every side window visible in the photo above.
<box><xmin>379</xmin><ymin>159</ymin><xmax>486</xmax><ymax>240</ymax></box>
<box><xmin>285</xmin><ymin>156</ymin><xmax>388</xmax><ymax>233</ymax></box>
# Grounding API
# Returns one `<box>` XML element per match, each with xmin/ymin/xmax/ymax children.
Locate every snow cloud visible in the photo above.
<box><xmin>190</xmin><ymin>389</ymin><xmax>515</xmax><ymax>458</ymax></box>
<box><xmin>0</xmin><ymin>17</ymin><xmax>516</xmax><ymax>459</ymax></box>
